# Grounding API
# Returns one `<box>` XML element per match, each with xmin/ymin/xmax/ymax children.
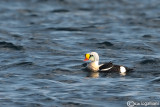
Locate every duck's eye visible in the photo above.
<box><xmin>90</xmin><ymin>55</ymin><xmax>93</xmax><ymax>58</ymax></box>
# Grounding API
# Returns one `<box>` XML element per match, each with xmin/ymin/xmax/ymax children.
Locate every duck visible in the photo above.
<box><xmin>83</xmin><ymin>52</ymin><xmax>132</xmax><ymax>75</ymax></box>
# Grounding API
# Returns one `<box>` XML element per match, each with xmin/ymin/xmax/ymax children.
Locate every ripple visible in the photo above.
<box><xmin>46</xmin><ymin>27</ymin><xmax>83</xmax><ymax>31</ymax></box>
<box><xmin>140</xmin><ymin>59</ymin><xmax>160</xmax><ymax>65</ymax></box>
<box><xmin>15</xmin><ymin>62</ymin><xmax>34</xmax><ymax>66</ymax></box>
<box><xmin>150</xmin><ymin>77</ymin><xmax>160</xmax><ymax>83</ymax></box>
<box><xmin>51</xmin><ymin>9</ymin><xmax>69</xmax><ymax>13</ymax></box>
<box><xmin>78</xmin><ymin>8</ymin><xmax>93</xmax><ymax>11</ymax></box>
<box><xmin>97</xmin><ymin>41</ymin><xmax>114</xmax><ymax>49</ymax></box>
<box><xmin>142</xmin><ymin>34</ymin><xmax>153</xmax><ymax>38</ymax></box>
<box><xmin>97</xmin><ymin>41</ymin><xmax>114</xmax><ymax>47</ymax></box>
<box><xmin>0</xmin><ymin>41</ymin><xmax>23</xmax><ymax>51</ymax></box>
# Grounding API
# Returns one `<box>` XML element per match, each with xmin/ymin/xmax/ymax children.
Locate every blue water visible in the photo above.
<box><xmin>0</xmin><ymin>0</ymin><xmax>160</xmax><ymax>107</ymax></box>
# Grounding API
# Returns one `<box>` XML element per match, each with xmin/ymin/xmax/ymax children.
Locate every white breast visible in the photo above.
<box><xmin>87</xmin><ymin>61</ymin><xmax>99</xmax><ymax>72</ymax></box>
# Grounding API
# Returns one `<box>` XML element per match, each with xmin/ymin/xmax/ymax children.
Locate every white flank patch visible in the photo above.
<box><xmin>120</xmin><ymin>66</ymin><xmax>126</xmax><ymax>73</ymax></box>
<box><xmin>100</xmin><ymin>66</ymin><xmax>113</xmax><ymax>71</ymax></box>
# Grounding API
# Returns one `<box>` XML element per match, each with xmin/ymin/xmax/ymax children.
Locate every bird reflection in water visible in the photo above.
<box><xmin>120</xmin><ymin>72</ymin><xmax>126</xmax><ymax>76</ymax></box>
<box><xmin>87</xmin><ymin>71</ymin><xmax>99</xmax><ymax>78</ymax></box>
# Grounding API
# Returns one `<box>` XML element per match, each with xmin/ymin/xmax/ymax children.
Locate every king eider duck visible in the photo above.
<box><xmin>83</xmin><ymin>52</ymin><xmax>132</xmax><ymax>75</ymax></box>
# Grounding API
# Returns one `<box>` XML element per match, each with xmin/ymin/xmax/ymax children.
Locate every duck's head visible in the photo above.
<box><xmin>84</xmin><ymin>52</ymin><xmax>99</xmax><ymax>62</ymax></box>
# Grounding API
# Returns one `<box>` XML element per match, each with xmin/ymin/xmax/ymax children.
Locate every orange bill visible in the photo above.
<box><xmin>84</xmin><ymin>53</ymin><xmax>90</xmax><ymax>61</ymax></box>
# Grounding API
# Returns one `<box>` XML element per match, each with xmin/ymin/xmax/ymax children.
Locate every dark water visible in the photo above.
<box><xmin>0</xmin><ymin>0</ymin><xmax>160</xmax><ymax>107</ymax></box>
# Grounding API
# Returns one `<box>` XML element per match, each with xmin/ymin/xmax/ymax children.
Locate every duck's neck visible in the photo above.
<box><xmin>93</xmin><ymin>61</ymin><xmax>99</xmax><ymax>66</ymax></box>
<box><xmin>90</xmin><ymin>61</ymin><xmax>99</xmax><ymax>67</ymax></box>
<box><xmin>88</xmin><ymin>61</ymin><xmax>100</xmax><ymax>72</ymax></box>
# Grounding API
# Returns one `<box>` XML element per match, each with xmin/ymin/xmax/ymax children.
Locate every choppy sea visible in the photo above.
<box><xmin>0</xmin><ymin>0</ymin><xmax>160</xmax><ymax>107</ymax></box>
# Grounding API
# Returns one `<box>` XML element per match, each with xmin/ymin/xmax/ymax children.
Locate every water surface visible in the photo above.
<box><xmin>0</xmin><ymin>0</ymin><xmax>160</xmax><ymax>107</ymax></box>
